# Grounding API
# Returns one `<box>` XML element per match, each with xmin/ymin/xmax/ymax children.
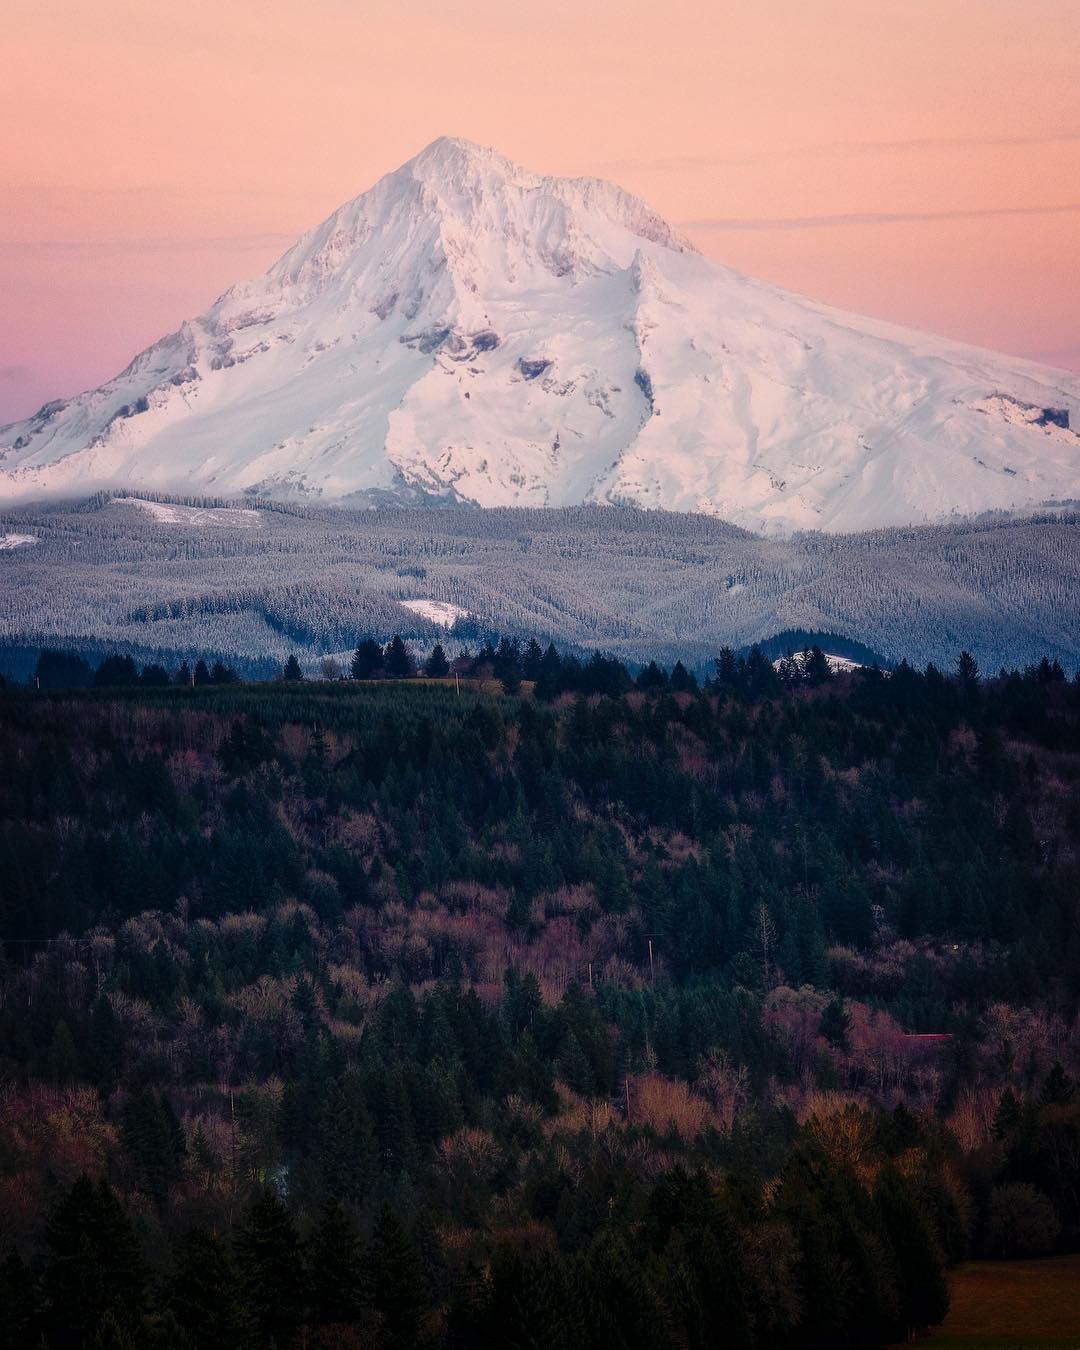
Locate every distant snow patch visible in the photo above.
<box><xmin>399</xmin><ymin>599</ymin><xmax>470</xmax><ymax>628</ymax></box>
<box><xmin>0</xmin><ymin>533</ymin><xmax>37</xmax><ymax>550</ymax></box>
<box><xmin>117</xmin><ymin>498</ymin><xmax>261</xmax><ymax>528</ymax></box>
<box><xmin>774</xmin><ymin>650</ymin><xmax>865</xmax><ymax>674</ymax></box>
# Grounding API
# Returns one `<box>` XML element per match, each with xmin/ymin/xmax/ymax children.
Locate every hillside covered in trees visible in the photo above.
<box><xmin>2</xmin><ymin>652</ymin><xmax>1080</xmax><ymax>1348</ymax></box>
<box><xmin>3</xmin><ymin>493</ymin><xmax>1080</xmax><ymax>680</ymax></box>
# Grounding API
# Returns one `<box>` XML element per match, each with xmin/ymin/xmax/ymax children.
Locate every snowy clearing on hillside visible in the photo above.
<box><xmin>117</xmin><ymin>498</ymin><xmax>261</xmax><ymax>528</ymax></box>
<box><xmin>0</xmin><ymin>533</ymin><xmax>38</xmax><ymax>549</ymax></box>
<box><xmin>774</xmin><ymin>650</ymin><xmax>866</xmax><ymax>674</ymax></box>
<box><xmin>399</xmin><ymin>599</ymin><xmax>470</xmax><ymax>628</ymax></box>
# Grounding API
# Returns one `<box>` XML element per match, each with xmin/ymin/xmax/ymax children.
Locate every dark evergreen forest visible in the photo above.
<box><xmin>2</xmin><ymin>642</ymin><xmax>1079</xmax><ymax>1348</ymax></box>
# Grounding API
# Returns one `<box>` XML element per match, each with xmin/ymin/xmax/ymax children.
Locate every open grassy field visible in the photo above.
<box><xmin>915</xmin><ymin>1256</ymin><xmax>1080</xmax><ymax>1348</ymax></box>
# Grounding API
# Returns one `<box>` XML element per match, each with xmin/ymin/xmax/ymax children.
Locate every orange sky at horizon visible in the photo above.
<box><xmin>2</xmin><ymin>0</ymin><xmax>1078</xmax><ymax>423</ymax></box>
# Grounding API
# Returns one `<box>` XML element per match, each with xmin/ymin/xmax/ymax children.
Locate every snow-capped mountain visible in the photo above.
<box><xmin>2</xmin><ymin>136</ymin><xmax>1078</xmax><ymax>532</ymax></box>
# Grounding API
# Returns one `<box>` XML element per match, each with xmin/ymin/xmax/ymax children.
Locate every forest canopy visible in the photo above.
<box><xmin>1</xmin><ymin>648</ymin><xmax>1079</xmax><ymax>1348</ymax></box>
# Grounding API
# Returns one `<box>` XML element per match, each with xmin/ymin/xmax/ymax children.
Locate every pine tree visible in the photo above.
<box><xmin>282</xmin><ymin>654</ymin><xmax>303</xmax><ymax>682</ymax></box>
<box><xmin>168</xmin><ymin>1227</ymin><xmax>251</xmax><ymax>1350</ymax></box>
<box><xmin>41</xmin><ymin>1176</ymin><xmax>147</xmax><ymax>1349</ymax></box>
<box><xmin>120</xmin><ymin>1089</ymin><xmax>186</xmax><ymax>1209</ymax></box>
<box><xmin>819</xmin><ymin>997</ymin><xmax>851</xmax><ymax>1050</ymax></box>
<box><xmin>956</xmin><ymin>650</ymin><xmax>980</xmax><ymax>692</ymax></box>
<box><xmin>1040</xmin><ymin>1062</ymin><xmax>1076</xmax><ymax>1106</ymax></box>
<box><xmin>669</xmin><ymin>660</ymin><xmax>696</xmax><ymax>693</ymax></box>
<box><xmin>350</xmin><ymin>638</ymin><xmax>384</xmax><ymax>679</ymax></box>
<box><xmin>368</xmin><ymin>1205</ymin><xmax>426</xmax><ymax>1350</ymax></box>
<box><xmin>993</xmin><ymin>1087</ymin><xmax>1023</xmax><ymax>1139</ymax></box>
<box><xmin>384</xmin><ymin>636</ymin><xmax>415</xmax><ymax>679</ymax></box>
<box><xmin>424</xmin><ymin>643</ymin><xmax>450</xmax><ymax>678</ymax></box>
<box><xmin>45</xmin><ymin>1018</ymin><xmax>79</xmax><ymax>1083</ymax></box>
<box><xmin>89</xmin><ymin>993</ymin><xmax>124</xmax><ymax>1088</ymax></box>
<box><xmin>803</xmin><ymin>646</ymin><xmax>833</xmax><ymax>686</ymax></box>
<box><xmin>235</xmin><ymin>1189</ymin><xmax>307</xmax><ymax>1345</ymax></box>
<box><xmin>317</xmin><ymin>1069</ymin><xmax>378</xmax><ymax>1204</ymax></box>
<box><xmin>522</xmin><ymin>637</ymin><xmax>544</xmax><ymax>682</ymax></box>
<box><xmin>307</xmin><ymin>1198</ymin><xmax>369</xmax><ymax>1326</ymax></box>
<box><xmin>94</xmin><ymin>655</ymin><xmax>139</xmax><ymax>688</ymax></box>
<box><xmin>875</xmin><ymin>1165</ymin><xmax>949</xmax><ymax>1338</ymax></box>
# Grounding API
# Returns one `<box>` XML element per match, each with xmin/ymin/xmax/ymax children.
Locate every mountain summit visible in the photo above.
<box><xmin>2</xmin><ymin>137</ymin><xmax>1078</xmax><ymax>530</ymax></box>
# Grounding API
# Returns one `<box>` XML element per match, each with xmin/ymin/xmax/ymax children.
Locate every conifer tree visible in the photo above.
<box><xmin>956</xmin><ymin>650</ymin><xmax>980</xmax><ymax>693</ymax></box>
<box><xmin>1040</xmin><ymin>1062</ymin><xmax>1076</xmax><ymax>1106</ymax></box>
<box><xmin>317</xmin><ymin>1068</ymin><xmax>379</xmax><ymax>1204</ymax></box>
<box><xmin>282</xmin><ymin>654</ymin><xmax>303</xmax><ymax>681</ymax></box>
<box><xmin>41</xmin><ymin>1176</ymin><xmax>147</xmax><ymax>1349</ymax></box>
<box><xmin>993</xmin><ymin>1087</ymin><xmax>1023</xmax><ymax>1139</ymax></box>
<box><xmin>819</xmin><ymin>997</ymin><xmax>851</xmax><ymax>1050</ymax></box>
<box><xmin>522</xmin><ymin>637</ymin><xmax>544</xmax><ymax>682</ymax></box>
<box><xmin>384</xmin><ymin>636</ymin><xmax>415</xmax><ymax>679</ymax></box>
<box><xmin>235</xmin><ymin>1189</ymin><xmax>307</xmax><ymax>1345</ymax></box>
<box><xmin>308</xmin><ymin>1198</ymin><xmax>369</xmax><ymax>1327</ymax></box>
<box><xmin>368</xmin><ymin>1205</ymin><xmax>426</xmax><ymax>1350</ymax></box>
<box><xmin>424</xmin><ymin>643</ymin><xmax>450</xmax><ymax>678</ymax></box>
<box><xmin>120</xmin><ymin>1089</ymin><xmax>186</xmax><ymax>1209</ymax></box>
<box><xmin>350</xmin><ymin>638</ymin><xmax>384</xmax><ymax>679</ymax></box>
<box><xmin>803</xmin><ymin>645</ymin><xmax>833</xmax><ymax>686</ymax></box>
<box><xmin>168</xmin><ymin>1227</ymin><xmax>251</xmax><ymax>1350</ymax></box>
<box><xmin>875</xmin><ymin>1165</ymin><xmax>949</xmax><ymax>1338</ymax></box>
<box><xmin>45</xmin><ymin>1018</ymin><xmax>79</xmax><ymax>1083</ymax></box>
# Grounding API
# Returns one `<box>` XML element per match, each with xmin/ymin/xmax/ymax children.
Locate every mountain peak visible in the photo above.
<box><xmin>1</xmin><ymin>140</ymin><xmax>1077</xmax><ymax>528</ymax></box>
<box><xmin>407</xmin><ymin>135</ymin><xmax>518</xmax><ymax>176</ymax></box>
<box><xmin>400</xmin><ymin>135</ymin><xmax>544</xmax><ymax>201</ymax></box>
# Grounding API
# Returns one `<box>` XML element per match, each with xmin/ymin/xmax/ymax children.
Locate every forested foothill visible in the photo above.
<box><xmin>2</xmin><ymin>642</ymin><xmax>1080</xmax><ymax>1348</ymax></box>
<box><xmin>2</xmin><ymin>493</ymin><xmax>1080</xmax><ymax>679</ymax></box>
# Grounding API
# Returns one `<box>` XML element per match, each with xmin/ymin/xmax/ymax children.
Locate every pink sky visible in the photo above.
<box><xmin>2</xmin><ymin>0</ymin><xmax>1078</xmax><ymax>424</ymax></box>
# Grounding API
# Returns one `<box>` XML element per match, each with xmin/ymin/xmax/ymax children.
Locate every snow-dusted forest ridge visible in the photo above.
<box><xmin>1</xmin><ymin>495</ymin><xmax>1078</xmax><ymax>676</ymax></box>
<box><xmin>1</xmin><ymin>138</ymin><xmax>1077</xmax><ymax>533</ymax></box>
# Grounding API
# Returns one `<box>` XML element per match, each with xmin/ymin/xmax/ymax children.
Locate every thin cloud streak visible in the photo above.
<box><xmin>682</xmin><ymin>204</ymin><xmax>1080</xmax><ymax>231</ymax></box>
<box><xmin>0</xmin><ymin>233</ymin><xmax>296</xmax><ymax>254</ymax></box>
<box><xmin>601</xmin><ymin>132</ymin><xmax>1080</xmax><ymax>173</ymax></box>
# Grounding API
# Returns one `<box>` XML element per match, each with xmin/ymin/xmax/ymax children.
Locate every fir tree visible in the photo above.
<box><xmin>875</xmin><ymin>1165</ymin><xmax>949</xmax><ymax>1338</ymax></box>
<box><xmin>424</xmin><ymin>643</ymin><xmax>450</xmax><ymax>678</ymax></box>
<box><xmin>307</xmin><ymin>1198</ymin><xmax>369</xmax><ymax>1326</ymax></box>
<box><xmin>168</xmin><ymin>1227</ymin><xmax>251</xmax><ymax>1350</ymax></box>
<box><xmin>45</xmin><ymin>1018</ymin><xmax>79</xmax><ymax>1083</ymax></box>
<box><xmin>368</xmin><ymin>1205</ymin><xmax>426</xmax><ymax>1350</ymax></box>
<box><xmin>41</xmin><ymin>1176</ymin><xmax>147</xmax><ymax>1350</ymax></box>
<box><xmin>993</xmin><ymin>1087</ymin><xmax>1024</xmax><ymax>1139</ymax></box>
<box><xmin>384</xmin><ymin>636</ymin><xmax>415</xmax><ymax>679</ymax></box>
<box><xmin>350</xmin><ymin>638</ymin><xmax>384</xmax><ymax>679</ymax></box>
<box><xmin>235</xmin><ymin>1189</ymin><xmax>307</xmax><ymax>1345</ymax></box>
<box><xmin>1040</xmin><ymin>1062</ymin><xmax>1076</xmax><ymax>1106</ymax></box>
<box><xmin>819</xmin><ymin>997</ymin><xmax>851</xmax><ymax>1050</ymax></box>
<box><xmin>282</xmin><ymin>654</ymin><xmax>303</xmax><ymax>682</ymax></box>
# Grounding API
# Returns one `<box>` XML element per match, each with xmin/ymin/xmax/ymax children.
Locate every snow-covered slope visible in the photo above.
<box><xmin>2</xmin><ymin>136</ymin><xmax>1078</xmax><ymax>532</ymax></box>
